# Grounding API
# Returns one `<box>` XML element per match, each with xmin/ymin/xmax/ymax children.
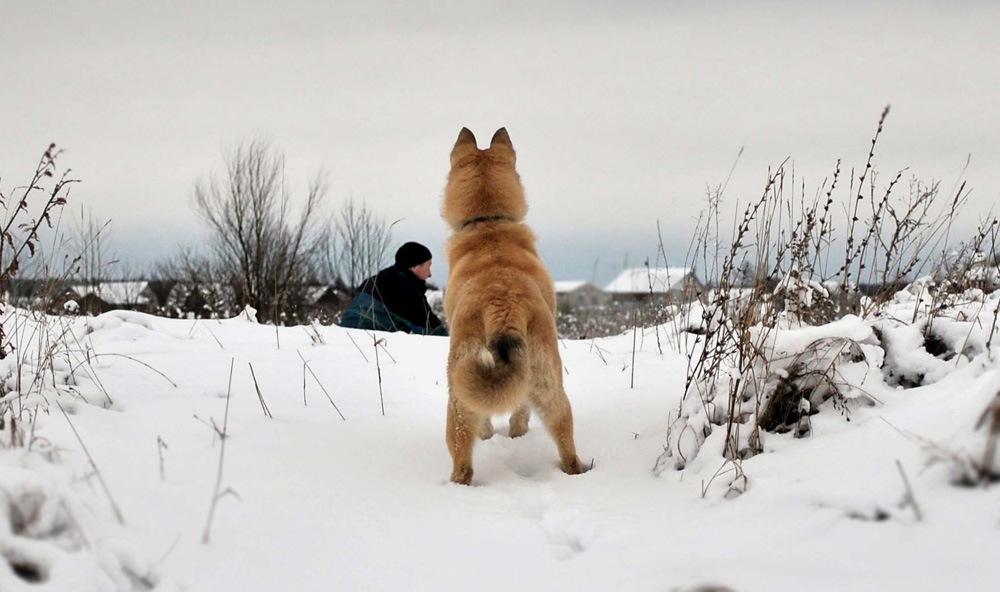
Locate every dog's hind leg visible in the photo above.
<box><xmin>446</xmin><ymin>394</ymin><xmax>479</xmax><ymax>485</ymax></box>
<box><xmin>508</xmin><ymin>402</ymin><xmax>530</xmax><ymax>438</ymax></box>
<box><xmin>531</xmin><ymin>385</ymin><xmax>583</xmax><ymax>475</ymax></box>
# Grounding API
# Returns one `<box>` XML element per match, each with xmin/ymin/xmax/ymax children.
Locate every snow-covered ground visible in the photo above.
<box><xmin>1</xmin><ymin>304</ymin><xmax>998</xmax><ymax>591</ymax></box>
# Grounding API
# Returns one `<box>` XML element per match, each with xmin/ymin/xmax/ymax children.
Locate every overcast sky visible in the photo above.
<box><xmin>2</xmin><ymin>1</ymin><xmax>998</xmax><ymax>285</ymax></box>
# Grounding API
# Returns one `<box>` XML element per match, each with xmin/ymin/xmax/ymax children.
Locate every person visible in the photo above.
<box><xmin>339</xmin><ymin>242</ymin><xmax>448</xmax><ymax>335</ymax></box>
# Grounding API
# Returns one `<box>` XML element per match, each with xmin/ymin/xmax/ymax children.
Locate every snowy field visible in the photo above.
<box><xmin>1</xmin><ymin>299</ymin><xmax>999</xmax><ymax>591</ymax></box>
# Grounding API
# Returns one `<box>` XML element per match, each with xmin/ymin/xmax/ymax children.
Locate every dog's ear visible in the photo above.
<box><xmin>454</xmin><ymin>128</ymin><xmax>477</xmax><ymax>150</ymax></box>
<box><xmin>490</xmin><ymin>128</ymin><xmax>513</xmax><ymax>150</ymax></box>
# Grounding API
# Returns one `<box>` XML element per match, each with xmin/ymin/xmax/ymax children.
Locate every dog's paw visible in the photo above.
<box><xmin>450</xmin><ymin>465</ymin><xmax>474</xmax><ymax>485</ymax></box>
<box><xmin>561</xmin><ymin>456</ymin><xmax>584</xmax><ymax>475</ymax></box>
<box><xmin>508</xmin><ymin>423</ymin><xmax>529</xmax><ymax>438</ymax></box>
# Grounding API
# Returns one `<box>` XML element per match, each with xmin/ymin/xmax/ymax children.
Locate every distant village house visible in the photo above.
<box><xmin>603</xmin><ymin>267</ymin><xmax>701</xmax><ymax>304</ymax></box>
<box><xmin>69</xmin><ymin>281</ymin><xmax>160</xmax><ymax>315</ymax></box>
<box><xmin>553</xmin><ymin>281</ymin><xmax>609</xmax><ymax>313</ymax></box>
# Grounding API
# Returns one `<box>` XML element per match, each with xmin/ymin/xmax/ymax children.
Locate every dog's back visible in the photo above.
<box><xmin>445</xmin><ymin>222</ymin><xmax>556</xmax><ymax>413</ymax></box>
<box><xmin>442</xmin><ymin>128</ymin><xmax>581</xmax><ymax>485</ymax></box>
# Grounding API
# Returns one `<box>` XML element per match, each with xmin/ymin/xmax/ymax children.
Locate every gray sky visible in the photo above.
<box><xmin>3</xmin><ymin>0</ymin><xmax>999</xmax><ymax>285</ymax></box>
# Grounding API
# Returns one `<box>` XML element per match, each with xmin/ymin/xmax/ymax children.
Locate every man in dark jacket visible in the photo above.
<box><xmin>339</xmin><ymin>242</ymin><xmax>447</xmax><ymax>335</ymax></box>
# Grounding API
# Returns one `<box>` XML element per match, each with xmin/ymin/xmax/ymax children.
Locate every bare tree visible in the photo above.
<box><xmin>152</xmin><ymin>249</ymin><xmax>230</xmax><ymax>318</ymax></box>
<box><xmin>154</xmin><ymin>247</ymin><xmax>216</xmax><ymax>287</ymax></box>
<box><xmin>331</xmin><ymin>198</ymin><xmax>392</xmax><ymax>290</ymax></box>
<box><xmin>192</xmin><ymin>137</ymin><xmax>327</xmax><ymax>324</ymax></box>
<box><xmin>152</xmin><ymin>247</ymin><xmax>233</xmax><ymax>318</ymax></box>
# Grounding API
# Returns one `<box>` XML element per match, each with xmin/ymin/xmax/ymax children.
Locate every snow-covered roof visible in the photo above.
<box><xmin>71</xmin><ymin>281</ymin><xmax>151</xmax><ymax>305</ymax></box>
<box><xmin>604</xmin><ymin>267</ymin><xmax>693</xmax><ymax>294</ymax></box>
<box><xmin>553</xmin><ymin>280</ymin><xmax>592</xmax><ymax>294</ymax></box>
<box><xmin>306</xmin><ymin>286</ymin><xmax>330</xmax><ymax>304</ymax></box>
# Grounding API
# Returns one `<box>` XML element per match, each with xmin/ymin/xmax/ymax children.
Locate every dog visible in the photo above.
<box><xmin>442</xmin><ymin>127</ymin><xmax>583</xmax><ymax>485</ymax></box>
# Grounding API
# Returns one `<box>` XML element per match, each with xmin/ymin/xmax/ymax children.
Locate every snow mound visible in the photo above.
<box><xmin>922</xmin><ymin>361</ymin><xmax>1000</xmax><ymax>484</ymax></box>
<box><xmin>0</xmin><ymin>450</ymin><xmax>175</xmax><ymax>591</ymax></box>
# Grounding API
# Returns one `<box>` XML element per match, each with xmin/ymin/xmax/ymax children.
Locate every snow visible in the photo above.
<box><xmin>553</xmin><ymin>280</ymin><xmax>588</xmax><ymax>293</ymax></box>
<box><xmin>1</xmin><ymin>305</ymin><xmax>999</xmax><ymax>591</ymax></box>
<box><xmin>604</xmin><ymin>267</ymin><xmax>692</xmax><ymax>294</ymax></box>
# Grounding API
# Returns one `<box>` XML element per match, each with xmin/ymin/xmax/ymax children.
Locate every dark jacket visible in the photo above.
<box><xmin>339</xmin><ymin>265</ymin><xmax>447</xmax><ymax>335</ymax></box>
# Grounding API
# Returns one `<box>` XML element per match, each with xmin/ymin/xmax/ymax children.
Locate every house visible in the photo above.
<box><xmin>604</xmin><ymin>267</ymin><xmax>700</xmax><ymax>304</ymax></box>
<box><xmin>2</xmin><ymin>279</ymin><xmax>80</xmax><ymax>314</ymax></box>
<box><xmin>553</xmin><ymin>280</ymin><xmax>608</xmax><ymax>312</ymax></box>
<box><xmin>146</xmin><ymin>280</ymin><xmax>177</xmax><ymax>312</ymax></box>
<box><xmin>3</xmin><ymin>278</ymin><xmax>46</xmax><ymax>309</ymax></box>
<box><xmin>69</xmin><ymin>281</ymin><xmax>159</xmax><ymax>314</ymax></box>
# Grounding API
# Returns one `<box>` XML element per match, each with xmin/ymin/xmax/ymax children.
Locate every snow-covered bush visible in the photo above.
<box><xmin>656</xmin><ymin>312</ymin><xmax>883</xmax><ymax>473</ymax></box>
<box><xmin>659</xmin><ymin>263</ymin><xmax>1000</xmax><ymax>478</ymax></box>
<box><xmin>656</xmin><ymin>109</ymin><xmax>1000</xmax><ymax>490</ymax></box>
<box><xmin>0</xmin><ymin>311</ymin><xmax>113</xmax><ymax>435</ymax></box>
<box><xmin>773</xmin><ymin>264</ymin><xmax>835</xmax><ymax>326</ymax></box>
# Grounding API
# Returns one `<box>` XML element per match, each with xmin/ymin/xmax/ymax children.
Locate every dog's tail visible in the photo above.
<box><xmin>451</xmin><ymin>313</ymin><xmax>530</xmax><ymax>414</ymax></box>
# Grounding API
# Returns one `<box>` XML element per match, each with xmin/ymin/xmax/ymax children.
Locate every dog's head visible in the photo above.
<box><xmin>442</xmin><ymin>127</ymin><xmax>528</xmax><ymax>231</ymax></box>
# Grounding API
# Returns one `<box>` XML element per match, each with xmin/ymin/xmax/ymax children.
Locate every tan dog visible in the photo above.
<box><xmin>442</xmin><ymin>127</ymin><xmax>583</xmax><ymax>485</ymax></box>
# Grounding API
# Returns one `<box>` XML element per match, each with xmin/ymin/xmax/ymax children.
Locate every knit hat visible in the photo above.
<box><xmin>395</xmin><ymin>242</ymin><xmax>432</xmax><ymax>268</ymax></box>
